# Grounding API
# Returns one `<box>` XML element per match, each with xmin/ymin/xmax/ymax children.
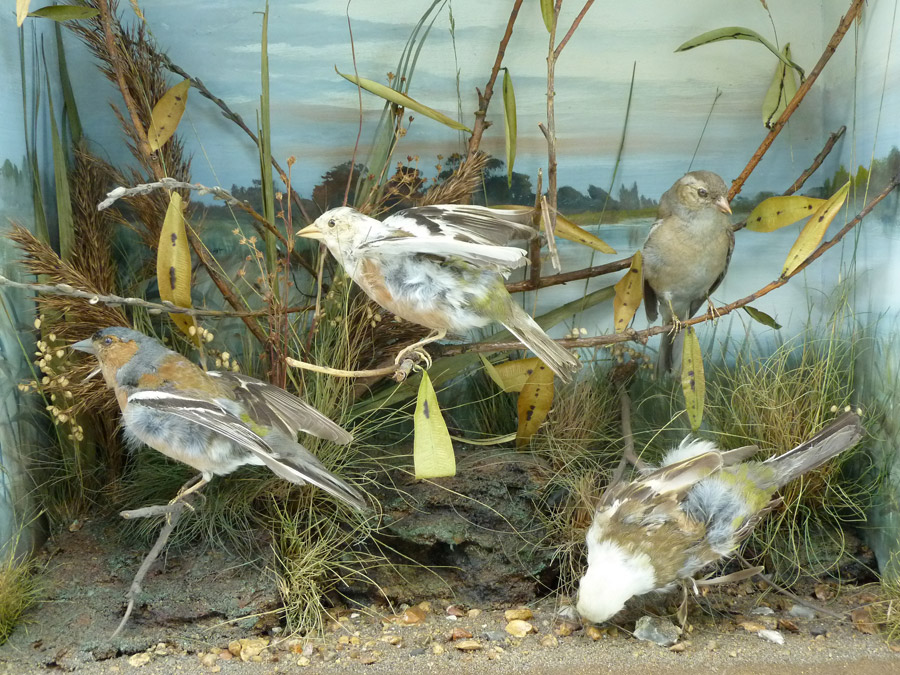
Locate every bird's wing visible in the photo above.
<box><xmin>643</xmin><ymin>278</ymin><xmax>659</xmax><ymax>322</ymax></box>
<box><xmin>127</xmin><ymin>390</ymin><xmax>272</xmax><ymax>455</ymax></box>
<box><xmin>689</xmin><ymin>225</ymin><xmax>734</xmax><ymax>317</ymax></box>
<box><xmin>361</xmin><ymin>235</ymin><xmax>528</xmax><ymax>270</ymax></box>
<box><xmin>602</xmin><ymin>450</ymin><xmax>723</xmax><ymax>508</ymax></box>
<box><xmin>382</xmin><ymin>205</ymin><xmax>536</xmax><ymax>245</ymax></box>
<box><xmin>207</xmin><ymin>371</ymin><xmax>352</xmax><ymax>444</ymax></box>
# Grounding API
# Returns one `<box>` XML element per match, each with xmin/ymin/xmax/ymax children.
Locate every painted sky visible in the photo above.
<box><xmin>2</xmin><ymin>0</ymin><xmax>898</xmax><ymax>204</ymax></box>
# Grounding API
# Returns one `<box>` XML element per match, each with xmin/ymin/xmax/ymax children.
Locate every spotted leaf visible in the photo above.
<box><xmin>156</xmin><ymin>192</ymin><xmax>197</xmax><ymax>339</ymax></box>
<box><xmin>782</xmin><ymin>181</ymin><xmax>850</xmax><ymax>277</ymax></box>
<box><xmin>414</xmin><ymin>370</ymin><xmax>456</xmax><ymax>479</ymax></box>
<box><xmin>516</xmin><ymin>361</ymin><xmax>555</xmax><ymax>447</ymax></box>
<box><xmin>148</xmin><ymin>78</ymin><xmax>190</xmax><ymax>152</ymax></box>
<box><xmin>681</xmin><ymin>327</ymin><xmax>705</xmax><ymax>431</ymax></box>
<box><xmin>613</xmin><ymin>251</ymin><xmax>643</xmax><ymax>333</ymax></box>
<box><xmin>746</xmin><ymin>195</ymin><xmax>825</xmax><ymax>233</ymax></box>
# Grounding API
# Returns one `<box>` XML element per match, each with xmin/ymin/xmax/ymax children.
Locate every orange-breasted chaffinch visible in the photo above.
<box><xmin>297</xmin><ymin>205</ymin><xmax>580</xmax><ymax>381</ymax></box>
<box><xmin>71</xmin><ymin>327</ymin><xmax>365</xmax><ymax>509</ymax></box>
<box><xmin>642</xmin><ymin>171</ymin><xmax>734</xmax><ymax>373</ymax></box>
<box><xmin>575</xmin><ymin>413</ymin><xmax>861</xmax><ymax>624</ymax></box>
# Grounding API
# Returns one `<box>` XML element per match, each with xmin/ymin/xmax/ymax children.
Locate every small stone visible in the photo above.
<box><xmin>228</xmin><ymin>641</ymin><xmax>242</xmax><ymax>657</ymax></box>
<box><xmin>484</xmin><ymin>631</ymin><xmax>509</xmax><ymax>642</ymax></box>
<box><xmin>758</xmin><ymin>630</ymin><xmax>785</xmax><ymax>645</ymax></box>
<box><xmin>505</xmin><ymin>608</ymin><xmax>534</xmax><ymax>622</ymax></box>
<box><xmin>751</xmin><ymin>606</ymin><xmax>775</xmax><ymax>616</ymax></box>
<box><xmin>810</xmin><ymin>625</ymin><xmax>828</xmax><ymax>637</ymax></box>
<box><xmin>814</xmin><ymin>583</ymin><xmax>836</xmax><ymax>601</ymax></box>
<box><xmin>738</xmin><ymin>621</ymin><xmax>767</xmax><ymax>633</ymax></box>
<box><xmin>540</xmin><ymin>635</ymin><xmax>558</xmax><ymax>648</ymax></box>
<box><xmin>450</xmin><ymin>628</ymin><xmax>473</xmax><ymax>641</ymax></box>
<box><xmin>633</xmin><ymin>616</ymin><xmax>681</xmax><ymax>647</ymax></box>
<box><xmin>555</xmin><ymin>620</ymin><xmax>581</xmax><ymax>637</ymax></box>
<box><xmin>851</xmin><ymin>606</ymin><xmax>878</xmax><ymax>635</ymax></box>
<box><xmin>789</xmin><ymin>604</ymin><xmax>817</xmax><ymax>620</ymax></box>
<box><xmin>359</xmin><ymin>654</ymin><xmax>379</xmax><ymax>665</ymax></box>
<box><xmin>669</xmin><ymin>642</ymin><xmax>686</xmax><ymax>652</ymax></box>
<box><xmin>432</xmin><ymin>644</ymin><xmax>444</xmax><ymax>655</ymax></box>
<box><xmin>350</xmin><ymin>636</ymin><xmax>361</xmax><ymax>645</ymax></box>
<box><xmin>397</xmin><ymin>606</ymin><xmax>427</xmax><ymax>625</ymax></box>
<box><xmin>778</xmin><ymin>619</ymin><xmax>800</xmax><ymax>633</ymax></box>
<box><xmin>455</xmin><ymin>640</ymin><xmax>482</xmax><ymax>651</ymax></box>
<box><xmin>729</xmin><ymin>650</ymin><xmax>738</xmax><ymax>658</ymax></box>
<box><xmin>467</xmin><ymin>608</ymin><xmax>482</xmax><ymax>619</ymax></box>
<box><xmin>417</xmin><ymin>601</ymin><xmax>432</xmax><ymax>613</ymax></box>
<box><xmin>338</xmin><ymin>636</ymin><xmax>350</xmax><ymax>645</ymax></box>
<box><xmin>586</xmin><ymin>626</ymin><xmax>604</xmax><ymax>641</ymax></box>
<box><xmin>446</xmin><ymin>605</ymin><xmax>466</xmax><ymax>617</ymax></box>
<box><xmin>200</xmin><ymin>654</ymin><xmax>218</xmax><ymax>667</ymax></box>
<box><xmin>297</xmin><ymin>656</ymin><xmax>310</xmax><ymax>667</ymax></box>
<box><xmin>382</xmin><ymin>635</ymin><xmax>402</xmax><ymax>646</ymax></box>
<box><xmin>409</xmin><ymin>648</ymin><xmax>426</xmax><ymax>657</ymax></box>
<box><xmin>505</xmin><ymin>620</ymin><xmax>535</xmax><ymax>638</ymax></box>
<box><xmin>706</xmin><ymin>640</ymin><xmax>719</xmax><ymax>651</ymax></box>
<box><xmin>236</xmin><ymin>637</ymin><xmax>269</xmax><ymax>662</ymax></box>
<box><xmin>127</xmin><ymin>653</ymin><xmax>151</xmax><ymax>668</ymax></box>
<box><xmin>556</xmin><ymin>605</ymin><xmax>578</xmax><ymax>622</ymax></box>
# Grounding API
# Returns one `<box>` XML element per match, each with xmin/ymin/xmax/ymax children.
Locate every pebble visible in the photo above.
<box><xmin>778</xmin><ymin>618</ymin><xmax>800</xmax><ymax>633</ymax></box>
<box><xmin>409</xmin><ymin>648</ymin><xmax>426</xmax><ymax>657</ymax></box>
<box><xmin>450</xmin><ymin>627</ymin><xmax>474</xmax><ymax>641</ymax></box>
<box><xmin>484</xmin><ymin>630</ymin><xmax>509</xmax><ymax>642</ymax></box>
<box><xmin>432</xmin><ymin>644</ymin><xmax>445</xmax><ymax>655</ymax></box>
<box><xmin>669</xmin><ymin>642</ymin><xmax>686</xmax><ymax>653</ymax></box>
<box><xmin>297</xmin><ymin>656</ymin><xmax>310</xmax><ymax>667</ymax></box>
<box><xmin>540</xmin><ymin>635</ymin><xmax>558</xmax><ymax>648</ymax></box>
<box><xmin>446</xmin><ymin>605</ymin><xmax>466</xmax><ymax>617</ymax></box>
<box><xmin>200</xmin><ymin>653</ymin><xmax>218</xmax><ymax>667</ymax></box>
<box><xmin>359</xmin><ymin>654</ymin><xmax>379</xmax><ymax>665</ymax></box>
<box><xmin>751</xmin><ymin>606</ymin><xmax>775</xmax><ymax>616</ymax></box>
<box><xmin>633</xmin><ymin>616</ymin><xmax>681</xmax><ymax>647</ymax></box>
<box><xmin>127</xmin><ymin>653</ymin><xmax>151</xmax><ymax>668</ymax></box>
<box><xmin>758</xmin><ymin>629</ymin><xmax>785</xmax><ymax>645</ymax></box>
<box><xmin>455</xmin><ymin>640</ymin><xmax>482</xmax><ymax>651</ymax></box>
<box><xmin>505</xmin><ymin>608</ymin><xmax>534</xmax><ymax>622</ymax></box>
<box><xmin>789</xmin><ymin>604</ymin><xmax>817</xmax><ymax>620</ymax></box>
<box><xmin>586</xmin><ymin>626</ymin><xmax>605</xmax><ymax>641</ymax></box>
<box><xmin>555</xmin><ymin>620</ymin><xmax>582</xmax><ymax>637</ymax></box>
<box><xmin>810</xmin><ymin>625</ymin><xmax>828</xmax><ymax>637</ymax></box>
<box><xmin>505</xmin><ymin>620</ymin><xmax>535</xmax><ymax>638</ymax></box>
<box><xmin>467</xmin><ymin>608</ymin><xmax>482</xmax><ymax>619</ymax></box>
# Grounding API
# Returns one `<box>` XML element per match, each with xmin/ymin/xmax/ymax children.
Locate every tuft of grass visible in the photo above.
<box><xmin>0</xmin><ymin>546</ymin><xmax>41</xmax><ymax>644</ymax></box>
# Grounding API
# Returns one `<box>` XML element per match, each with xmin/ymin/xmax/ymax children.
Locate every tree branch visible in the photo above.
<box><xmin>728</xmin><ymin>0</ymin><xmax>864</xmax><ymax>200</ymax></box>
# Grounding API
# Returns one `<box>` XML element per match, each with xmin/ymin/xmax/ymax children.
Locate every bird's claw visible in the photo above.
<box><xmin>394</xmin><ymin>345</ymin><xmax>432</xmax><ymax>370</ymax></box>
<box><xmin>706</xmin><ymin>298</ymin><xmax>721</xmax><ymax>321</ymax></box>
<box><xmin>668</xmin><ymin>316</ymin><xmax>684</xmax><ymax>337</ymax></box>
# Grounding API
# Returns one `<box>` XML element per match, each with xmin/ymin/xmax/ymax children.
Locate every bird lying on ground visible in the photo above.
<box><xmin>575</xmin><ymin>412</ymin><xmax>863</xmax><ymax>624</ymax></box>
<box><xmin>71</xmin><ymin>327</ymin><xmax>365</xmax><ymax>509</ymax></box>
<box><xmin>642</xmin><ymin>171</ymin><xmax>734</xmax><ymax>373</ymax></box>
<box><xmin>298</xmin><ymin>204</ymin><xmax>580</xmax><ymax>381</ymax></box>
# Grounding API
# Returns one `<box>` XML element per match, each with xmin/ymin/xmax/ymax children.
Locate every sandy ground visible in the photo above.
<box><xmin>1</xmin><ymin>521</ymin><xmax>898</xmax><ymax>674</ymax></box>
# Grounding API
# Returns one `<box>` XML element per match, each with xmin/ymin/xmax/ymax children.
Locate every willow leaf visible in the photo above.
<box><xmin>681</xmin><ymin>327</ymin><xmax>705</xmax><ymax>430</ymax></box>
<box><xmin>502</xmin><ymin>68</ymin><xmax>517</xmax><ymax>187</ymax></box>
<box><xmin>157</xmin><ymin>192</ymin><xmax>197</xmax><ymax>338</ymax></box>
<box><xmin>148</xmin><ymin>78</ymin><xmax>190</xmax><ymax>152</ymax></box>
<box><xmin>762</xmin><ymin>43</ymin><xmax>798</xmax><ymax>129</ymax></box>
<box><xmin>414</xmin><ymin>370</ymin><xmax>456</xmax><ymax>479</ymax></box>
<box><xmin>782</xmin><ymin>181</ymin><xmax>850</xmax><ymax>276</ymax></box>
<box><xmin>516</xmin><ymin>361</ymin><xmax>554</xmax><ymax>447</ymax></box>
<box><xmin>746</xmin><ymin>195</ymin><xmax>826</xmax><ymax>232</ymax></box>
<box><xmin>613</xmin><ymin>251</ymin><xmax>643</xmax><ymax>333</ymax></box>
<box><xmin>676</xmin><ymin>27</ymin><xmax>805</xmax><ymax>80</ymax></box>
<box><xmin>337</xmin><ymin>69</ymin><xmax>471</xmax><ymax>132</ymax></box>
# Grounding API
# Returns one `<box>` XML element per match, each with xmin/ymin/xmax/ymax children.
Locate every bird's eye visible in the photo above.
<box><xmin>697</xmin><ymin>188</ymin><xmax>708</xmax><ymax>198</ymax></box>
<box><xmin>103</xmin><ymin>337</ymin><xmax>113</xmax><ymax>346</ymax></box>
<box><xmin>327</xmin><ymin>218</ymin><xmax>336</xmax><ymax>228</ymax></box>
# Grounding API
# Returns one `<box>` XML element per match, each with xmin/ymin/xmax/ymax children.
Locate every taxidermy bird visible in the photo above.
<box><xmin>298</xmin><ymin>205</ymin><xmax>580</xmax><ymax>381</ymax></box>
<box><xmin>575</xmin><ymin>412</ymin><xmax>862</xmax><ymax>624</ymax></box>
<box><xmin>642</xmin><ymin>171</ymin><xmax>733</xmax><ymax>373</ymax></box>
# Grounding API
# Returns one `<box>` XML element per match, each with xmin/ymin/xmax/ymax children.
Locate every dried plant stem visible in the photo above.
<box><xmin>784</xmin><ymin>125</ymin><xmax>846</xmax><ymax>196</ymax></box>
<box><xmin>285</xmin><ymin>356</ymin><xmax>417</xmax><ymax>382</ymax></box>
<box><xmin>446</xmin><ymin>175</ymin><xmax>900</xmax><ymax>356</ymax></box>
<box><xmin>544</xmin><ymin>1</ymin><xmax>562</xmax><ymax>242</ymax></box>
<box><xmin>728</xmin><ymin>0</ymin><xmax>864</xmax><ymax>200</ymax></box>
<box><xmin>465</xmin><ymin>0</ymin><xmax>524</xmax><ymax>161</ymax></box>
<box><xmin>0</xmin><ymin>274</ymin><xmax>310</xmax><ymax>318</ymax></box>
<box><xmin>554</xmin><ymin>0</ymin><xmax>596</xmax><ymax>58</ymax></box>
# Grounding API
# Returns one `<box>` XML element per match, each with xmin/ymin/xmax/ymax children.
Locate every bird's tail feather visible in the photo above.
<box><xmin>657</xmin><ymin>331</ymin><xmax>676</xmax><ymax>375</ymax></box>
<box><xmin>249</xmin><ymin>443</ymin><xmax>366</xmax><ymax>510</ymax></box>
<box><xmin>766</xmin><ymin>412</ymin><xmax>863</xmax><ymax>488</ymax></box>
<box><xmin>502</xmin><ymin>303</ymin><xmax>580</xmax><ymax>382</ymax></box>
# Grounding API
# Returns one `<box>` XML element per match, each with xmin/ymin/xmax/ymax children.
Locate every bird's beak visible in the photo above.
<box><xmin>70</xmin><ymin>338</ymin><xmax>96</xmax><ymax>355</ymax></box>
<box><xmin>297</xmin><ymin>224</ymin><xmax>324</xmax><ymax>240</ymax></box>
<box><xmin>715</xmin><ymin>196</ymin><xmax>732</xmax><ymax>215</ymax></box>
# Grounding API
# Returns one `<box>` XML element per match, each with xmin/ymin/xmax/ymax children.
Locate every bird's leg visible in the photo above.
<box><xmin>706</xmin><ymin>297</ymin><xmax>722</xmax><ymax>320</ymax></box>
<box><xmin>168</xmin><ymin>474</ymin><xmax>209</xmax><ymax>512</ymax></box>
<box><xmin>394</xmin><ymin>329</ymin><xmax>447</xmax><ymax>370</ymax></box>
<box><xmin>665</xmin><ymin>299</ymin><xmax>684</xmax><ymax>336</ymax></box>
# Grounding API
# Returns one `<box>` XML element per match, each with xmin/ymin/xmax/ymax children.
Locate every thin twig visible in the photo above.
<box><xmin>447</xmin><ymin>175</ymin><xmax>900</xmax><ymax>355</ymax></box>
<box><xmin>285</xmin><ymin>355</ymin><xmax>417</xmax><ymax>383</ymax></box>
<box><xmin>506</xmin><ymin>257</ymin><xmax>631</xmax><ymax>293</ymax></box>
<box><xmin>553</xmin><ymin>0</ymin><xmax>596</xmax><ymax>57</ymax></box>
<box><xmin>611</xmin><ymin>385</ymin><xmax>642</xmax><ymax>484</ymax></box>
<box><xmin>111</xmin><ymin>498</ymin><xmax>190</xmax><ymax>638</ymax></box>
<box><xmin>728</xmin><ymin>0</ymin><xmax>864</xmax><ymax>200</ymax></box>
<box><xmin>465</xmin><ymin>0</ymin><xmax>524</xmax><ymax>161</ymax></box>
<box><xmin>98</xmin><ymin>178</ymin><xmax>287</xmax><ymax>245</ymax></box>
<box><xmin>544</xmin><ymin>0</ymin><xmax>561</xmax><ymax>240</ymax></box>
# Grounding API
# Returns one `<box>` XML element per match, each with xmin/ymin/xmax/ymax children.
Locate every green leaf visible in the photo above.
<box><xmin>414</xmin><ymin>370</ymin><xmax>456</xmax><ymax>479</ymax></box>
<box><xmin>676</xmin><ymin>27</ymin><xmax>805</xmax><ymax>80</ymax></box>
<box><xmin>540</xmin><ymin>0</ymin><xmax>554</xmax><ymax>33</ymax></box>
<box><xmin>157</xmin><ymin>192</ymin><xmax>198</xmax><ymax>340</ymax></box>
<box><xmin>516</xmin><ymin>361</ymin><xmax>554</xmax><ymax>447</ymax></box>
<box><xmin>43</xmin><ymin>49</ymin><xmax>73</xmax><ymax>261</ymax></box>
<box><xmin>337</xmin><ymin>68</ymin><xmax>472</xmax><ymax>132</ymax></box>
<box><xmin>613</xmin><ymin>251</ymin><xmax>642</xmax><ymax>333</ymax></box>
<box><xmin>762</xmin><ymin>43</ymin><xmax>798</xmax><ymax>129</ymax></box>
<box><xmin>55</xmin><ymin>23</ymin><xmax>82</xmax><ymax>146</ymax></box>
<box><xmin>681</xmin><ymin>327</ymin><xmax>705</xmax><ymax>431</ymax></box>
<box><xmin>746</xmin><ymin>195</ymin><xmax>826</xmax><ymax>232</ymax></box>
<box><xmin>502</xmin><ymin>68</ymin><xmax>517</xmax><ymax>188</ymax></box>
<box><xmin>258</xmin><ymin>1</ymin><xmax>277</xmax><ymax>277</ymax></box>
<box><xmin>743</xmin><ymin>306</ymin><xmax>782</xmax><ymax>330</ymax></box>
<box><xmin>28</xmin><ymin>6</ymin><xmax>99</xmax><ymax>21</ymax></box>
<box><xmin>782</xmin><ymin>181</ymin><xmax>850</xmax><ymax>277</ymax></box>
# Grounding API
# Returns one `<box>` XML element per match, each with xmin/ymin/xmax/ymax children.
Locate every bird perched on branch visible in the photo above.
<box><xmin>575</xmin><ymin>412</ymin><xmax>862</xmax><ymax>624</ymax></box>
<box><xmin>642</xmin><ymin>171</ymin><xmax>734</xmax><ymax>373</ymax></box>
<box><xmin>71</xmin><ymin>327</ymin><xmax>365</xmax><ymax>509</ymax></box>
<box><xmin>298</xmin><ymin>205</ymin><xmax>580</xmax><ymax>381</ymax></box>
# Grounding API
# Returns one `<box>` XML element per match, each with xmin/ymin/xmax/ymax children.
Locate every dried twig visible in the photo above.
<box><xmin>285</xmin><ymin>356</ymin><xmax>418</xmax><ymax>383</ymax></box>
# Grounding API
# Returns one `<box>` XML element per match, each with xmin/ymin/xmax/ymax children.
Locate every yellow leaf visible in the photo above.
<box><xmin>157</xmin><ymin>192</ymin><xmax>197</xmax><ymax>338</ymax></box>
<box><xmin>681</xmin><ymin>327</ymin><xmax>705</xmax><ymax>431</ymax></box>
<box><xmin>502</xmin><ymin>68</ymin><xmax>517</xmax><ymax>187</ymax></box>
<box><xmin>413</xmin><ymin>370</ymin><xmax>456</xmax><ymax>479</ymax></box>
<box><xmin>762</xmin><ymin>43</ymin><xmax>799</xmax><ymax>129</ymax></box>
<box><xmin>482</xmin><ymin>355</ymin><xmax>544</xmax><ymax>393</ymax></box>
<box><xmin>148</xmin><ymin>79</ymin><xmax>190</xmax><ymax>152</ymax></box>
<box><xmin>746</xmin><ymin>195</ymin><xmax>826</xmax><ymax>232</ymax></box>
<box><xmin>554</xmin><ymin>213</ymin><xmax>617</xmax><ymax>254</ymax></box>
<box><xmin>516</xmin><ymin>361</ymin><xmax>555</xmax><ymax>447</ymax></box>
<box><xmin>782</xmin><ymin>181</ymin><xmax>850</xmax><ymax>277</ymax></box>
<box><xmin>17</xmin><ymin>0</ymin><xmax>30</xmax><ymax>26</ymax></box>
<box><xmin>613</xmin><ymin>251</ymin><xmax>643</xmax><ymax>333</ymax></box>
